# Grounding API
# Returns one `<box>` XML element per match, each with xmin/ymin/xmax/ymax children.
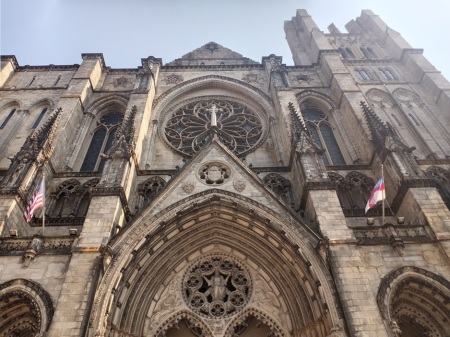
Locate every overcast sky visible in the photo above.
<box><xmin>1</xmin><ymin>0</ymin><xmax>450</xmax><ymax>80</ymax></box>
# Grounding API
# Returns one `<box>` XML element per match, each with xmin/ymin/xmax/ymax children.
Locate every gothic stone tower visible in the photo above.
<box><xmin>1</xmin><ymin>9</ymin><xmax>450</xmax><ymax>337</ymax></box>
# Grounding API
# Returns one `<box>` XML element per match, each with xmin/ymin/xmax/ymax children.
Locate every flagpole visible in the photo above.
<box><xmin>42</xmin><ymin>172</ymin><xmax>45</xmax><ymax>236</ymax></box>
<box><xmin>381</xmin><ymin>164</ymin><xmax>385</xmax><ymax>226</ymax></box>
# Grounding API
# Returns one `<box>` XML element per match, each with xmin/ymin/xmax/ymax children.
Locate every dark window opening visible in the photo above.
<box><xmin>0</xmin><ymin>109</ymin><xmax>16</xmax><ymax>129</ymax></box>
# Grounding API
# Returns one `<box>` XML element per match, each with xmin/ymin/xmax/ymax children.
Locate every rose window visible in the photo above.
<box><xmin>183</xmin><ymin>256</ymin><xmax>251</xmax><ymax>318</ymax></box>
<box><xmin>163</xmin><ymin>99</ymin><xmax>265</xmax><ymax>158</ymax></box>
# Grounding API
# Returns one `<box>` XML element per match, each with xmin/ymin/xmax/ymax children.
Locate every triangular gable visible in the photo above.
<box><xmin>166</xmin><ymin>41</ymin><xmax>259</xmax><ymax>66</ymax></box>
<box><xmin>130</xmin><ymin>136</ymin><xmax>319</xmax><ymax>243</ymax></box>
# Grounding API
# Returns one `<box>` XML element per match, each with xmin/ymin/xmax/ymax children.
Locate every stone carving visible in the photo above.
<box><xmin>112</xmin><ymin>76</ymin><xmax>129</xmax><ymax>88</ymax></box>
<box><xmin>100</xmin><ymin>244</ymin><xmax>113</xmax><ymax>271</ymax></box>
<box><xmin>253</xmin><ymin>274</ymin><xmax>286</xmax><ymax>326</ymax></box>
<box><xmin>390</xmin><ymin>320</ymin><xmax>402</xmax><ymax>337</ymax></box>
<box><xmin>204</xmin><ymin>42</ymin><xmax>219</xmax><ymax>52</ymax></box>
<box><xmin>0</xmin><ymin>108</ymin><xmax>62</xmax><ymax>190</ymax></box>
<box><xmin>327</xmin><ymin>324</ymin><xmax>343</xmax><ymax>337</ymax></box>
<box><xmin>183</xmin><ymin>255</ymin><xmax>250</xmax><ymax>318</ymax></box>
<box><xmin>233</xmin><ymin>180</ymin><xmax>246</xmax><ymax>192</ymax></box>
<box><xmin>181</xmin><ymin>181</ymin><xmax>195</xmax><ymax>193</ymax></box>
<box><xmin>361</xmin><ymin>101</ymin><xmax>421</xmax><ymax>177</ymax></box>
<box><xmin>198</xmin><ymin>162</ymin><xmax>231</xmax><ymax>185</ymax></box>
<box><xmin>162</xmin><ymin>74</ymin><xmax>184</xmax><ymax>85</ymax></box>
<box><xmin>163</xmin><ymin>99</ymin><xmax>264</xmax><ymax>158</ymax></box>
<box><xmin>241</xmin><ymin>73</ymin><xmax>259</xmax><ymax>83</ymax></box>
<box><xmin>295</xmin><ymin>73</ymin><xmax>314</xmax><ymax>84</ymax></box>
<box><xmin>22</xmin><ymin>235</ymin><xmax>44</xmax><ymax>268</ymax></box>
<box><xmin>149</xmin><ymin>276</ymin><xmax>182</xmax><ymax>334</ymax></box>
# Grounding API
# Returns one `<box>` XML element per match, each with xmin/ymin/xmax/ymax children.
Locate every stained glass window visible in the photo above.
<box><xmin>80</xmin><ymin>112</ymin><xmax>123</xmax><ymax>172</ymax></box>
<box><xmin>302</xmin><ymin>107</ymin><xmax>346</xmax><ymax>166</ymax></box>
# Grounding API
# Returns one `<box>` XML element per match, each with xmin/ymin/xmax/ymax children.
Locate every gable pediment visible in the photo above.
<box><xmin>166</xmin><ymin>42</ymin><xmax>259</xmax><ymax>66</ymax></box>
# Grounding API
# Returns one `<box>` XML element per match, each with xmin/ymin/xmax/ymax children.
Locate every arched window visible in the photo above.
<box><xmin>329</xmin><ymin>172</ymin><xmax>373</xmax><ymax>212</ymax></box>
<box><xmin>302</xmin><ymin>107</ymin><xmax>346</xmax><ymax>165</ymax></box>
<box><xmin>49</xmin><ymin>178</ymin><xmax>98</xmax><ymax>217</ymax></box>
<box><xmin>379</xmin><ymin>68</ymin><xmax>396</xmax><ymax>80</ymax></box>
<box><xmin>338</xmin><ymin>47</ymin><xmax>355</xmax><ymax>59</ymax></box>
<box><xmin>54</xmin><ymin>75</ymin><xmax>61</xmax><ymax>86</ymax></box>
<box><xmin>138</xmin><ymin>176</ymin><xmax>166</xmax><ymax>209</ymax></box>
<box><xmin>80</xmin><ymin>111</ymin><xmax>123</xmax><ymax>172</ymax></box>
<box><xmin>0</xmin><ymin>108</ymin><xmax>16</xmax><ymax>129</ymax></box>
<box><xmin>32</xmin><ymin>107</ymin><xmax>48</xmax><ymax>129</ymax></box>
<box><xmin>28</xmin><ymin>75</ymin><xmax>37</xmax><ymax>86</ymax></box>
<box><xmin>391</xmin><ymin>114</ymin><xmax>402</xmax><ymax>126</ymax></box>
<box><xmin>408</xmin><ymin>113</ymin><xmax>420</xmax><ymax>126</ymax></box>
<box><xmin>360</xmin><ymin>46</ymin><xmax>377</xmax><ymax>59</ymax></box>
<box><xmin>356</xmin><ymin>69</ymin><xmax>371</xmax><ymax>80</ymax></box>
<box><xmin>263</xmin><ymin>173</ymin><xmax>293</xmax><ymax>207</ymax></box>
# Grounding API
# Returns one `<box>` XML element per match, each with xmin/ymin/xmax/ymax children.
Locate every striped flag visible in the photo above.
<box><xmin>23</xmin><ymin>179</ymin><xmax>45</xmax><ymax>222</ymax></box>
<box><xmin>365</xmin><ymin>178</ymin><xmax>385</xmax><ymax>213</ymax></box>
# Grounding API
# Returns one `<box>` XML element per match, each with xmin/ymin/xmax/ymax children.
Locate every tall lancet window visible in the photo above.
<box><xmin>80</xmin><ymin>111</ymin><xmax>123</xmax><ymax>172</ymax></box>
<box><xmin>302</xmin><ymin>107</ymin><xmax>346</xmax><ymax>166</ymax></box>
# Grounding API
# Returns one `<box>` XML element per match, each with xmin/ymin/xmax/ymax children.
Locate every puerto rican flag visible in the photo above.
<box><xmin>23</xmin><ymin>180</ymin><xmax>45</xmax><ymax>222</ymax></box>
<box><xmin>365</xmin><ymin>178</ymin><xmax>385</xmax><ymax>213</ymax></box>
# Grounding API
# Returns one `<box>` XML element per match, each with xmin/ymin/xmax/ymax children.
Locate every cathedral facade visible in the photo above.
<box><xmin>1</xmin><ymin>9</ymin><xmax>450</xmax><ymax>337</ymax></box>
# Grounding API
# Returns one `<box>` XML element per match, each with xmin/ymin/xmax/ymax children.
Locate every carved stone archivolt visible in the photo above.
<box><xmin>183</xmin><ymin>255</ymin><xmax>251</xmax><ymax>319</ymax></box>
<box><xmin>377</xmin><ymin>266</ymin><xmax>450</xmax><ymax>337</ymax></box>
<box><xmin>0</xmin><ymin>279</ymin><xmax>54</xmax><ymax>336</ymax></box>
<box><xmin>198</xmin><ymin>162</ymin><xmax>231</xmax><ymax>185</ymax></box>
<box><xmin>87</xmin><ymin>190</ymin><xmax>341</xmax><ymax>337</ymax></box>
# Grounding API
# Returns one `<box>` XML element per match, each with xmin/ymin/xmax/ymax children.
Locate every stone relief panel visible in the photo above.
<box><xmin>198</xmin><ymin>162</ymin><xmax>231</xmax><ymax>186</ymax></box>
<box><xmin>161</xmin><ymin>74</ymin><xmax>184</xmax><ymax>85</ymax></box>
<box><xmin>290</xmin><ymin>71</ymin><xmax>321</xmax><ymax>87</ymax></box>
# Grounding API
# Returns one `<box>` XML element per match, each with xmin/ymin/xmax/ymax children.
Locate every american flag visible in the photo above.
<box><xmin>23</xmin><ymin>179</ymin><xmax>45</xmax><ymax>222</ymax></box>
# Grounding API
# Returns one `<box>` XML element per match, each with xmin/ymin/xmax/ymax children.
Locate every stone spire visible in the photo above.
<box><xmin>361</xmin><ymin>101</ymin><xmax>420</xmax><ymax>176</ymax></box>
<box><xmin>0</xmin><ymin>108</ymin><xmax>62</xmax><ymax>189</ymax></box>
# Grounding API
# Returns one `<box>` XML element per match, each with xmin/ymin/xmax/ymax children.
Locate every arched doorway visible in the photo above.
<box><xmin>0</xmin><ymin>279</ymin><xmax>54</xmax><ymax>337</ymax></box>
<box><xmin>88</xmin><ymin>190</ymin><xmax>344</xmax><ymax>337</ymax></box>
<box><xmin>378</xmin><ymin>266</ymin><xmax>450</xmax><ymax>337</ymax></box>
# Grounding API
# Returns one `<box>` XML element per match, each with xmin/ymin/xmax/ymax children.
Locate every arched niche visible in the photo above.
<box><xmin>0</xmin><ymin>279</ymin><xmax>54</xmax><ymax>337</ymax></box>
<box><xmin>88</xmin><ymin>190</ymin><xmax>343</xmax><ymax>337</ymax></box>
<box><xmin>377</xmin><ymin>266</ymin><xmax>450</xmax><ymax>337</ymax></box>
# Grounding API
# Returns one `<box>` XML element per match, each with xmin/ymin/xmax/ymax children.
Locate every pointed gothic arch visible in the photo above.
<box><xmin>296</xmin><ymin>92</ymin><xmax>348</xmax><ymax>165</ymax></box>
<box><xmin>0</xmin><ymin>279</ymin><xmax>54</xmax><ymax>337</ymax></box>
<box><xmin>87</xmin><ymin>190</ymin><xmax>343</xmax><ymax>337</ymax></box>
<box><xmin>377</xmin><ymin>266</ymin><xmax>450</xmax><ymax>337</ymax></box>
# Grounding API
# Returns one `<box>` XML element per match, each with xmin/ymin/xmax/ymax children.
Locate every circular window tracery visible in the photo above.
<box><xmin>183</xmin><ymin>255</ymin><xmax>251</xmax><ymax>319</ymax></box>
<box><xmin>198</xmin><ymin>162</ymin><xmax>231</xmax><ymax>185</ymax></box>
<box><xmin>163</xmin><ymin>99</ymin><xmax>264</xmax><ymax>158</ymax></box>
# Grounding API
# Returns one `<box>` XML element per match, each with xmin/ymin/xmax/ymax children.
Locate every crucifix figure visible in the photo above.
<box><xmin>206</xmin><ymin>103</ymin><xmax>222</xmax><ymax>128</ymax></box>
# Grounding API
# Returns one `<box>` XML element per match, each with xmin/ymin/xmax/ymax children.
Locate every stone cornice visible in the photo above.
<box><xmin>0</xmin><ymin>236</ymin><xmax>76</xmax><ymax>255</ymax></box>
<box><xmin>16</xmin><ymin>64</ymin><xmax>79</xmax><ymax>71</ymax></box>
<box><xmin>161</xmin><ymin>63</ymin><xmax>263</xmax><ymax>71</ymax></box>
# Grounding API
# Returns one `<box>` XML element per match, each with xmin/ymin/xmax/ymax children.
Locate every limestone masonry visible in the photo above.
<box><xmin>0</xmin><ymin>9</ymin><xmax>450</xmax><ymax>337</ymax></box>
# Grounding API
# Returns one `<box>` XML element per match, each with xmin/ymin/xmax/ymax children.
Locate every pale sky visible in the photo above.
<box><xmin>1</xmin><ymin>0</ymin><xmax>450</xmax><ymax>80</ymax></box>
